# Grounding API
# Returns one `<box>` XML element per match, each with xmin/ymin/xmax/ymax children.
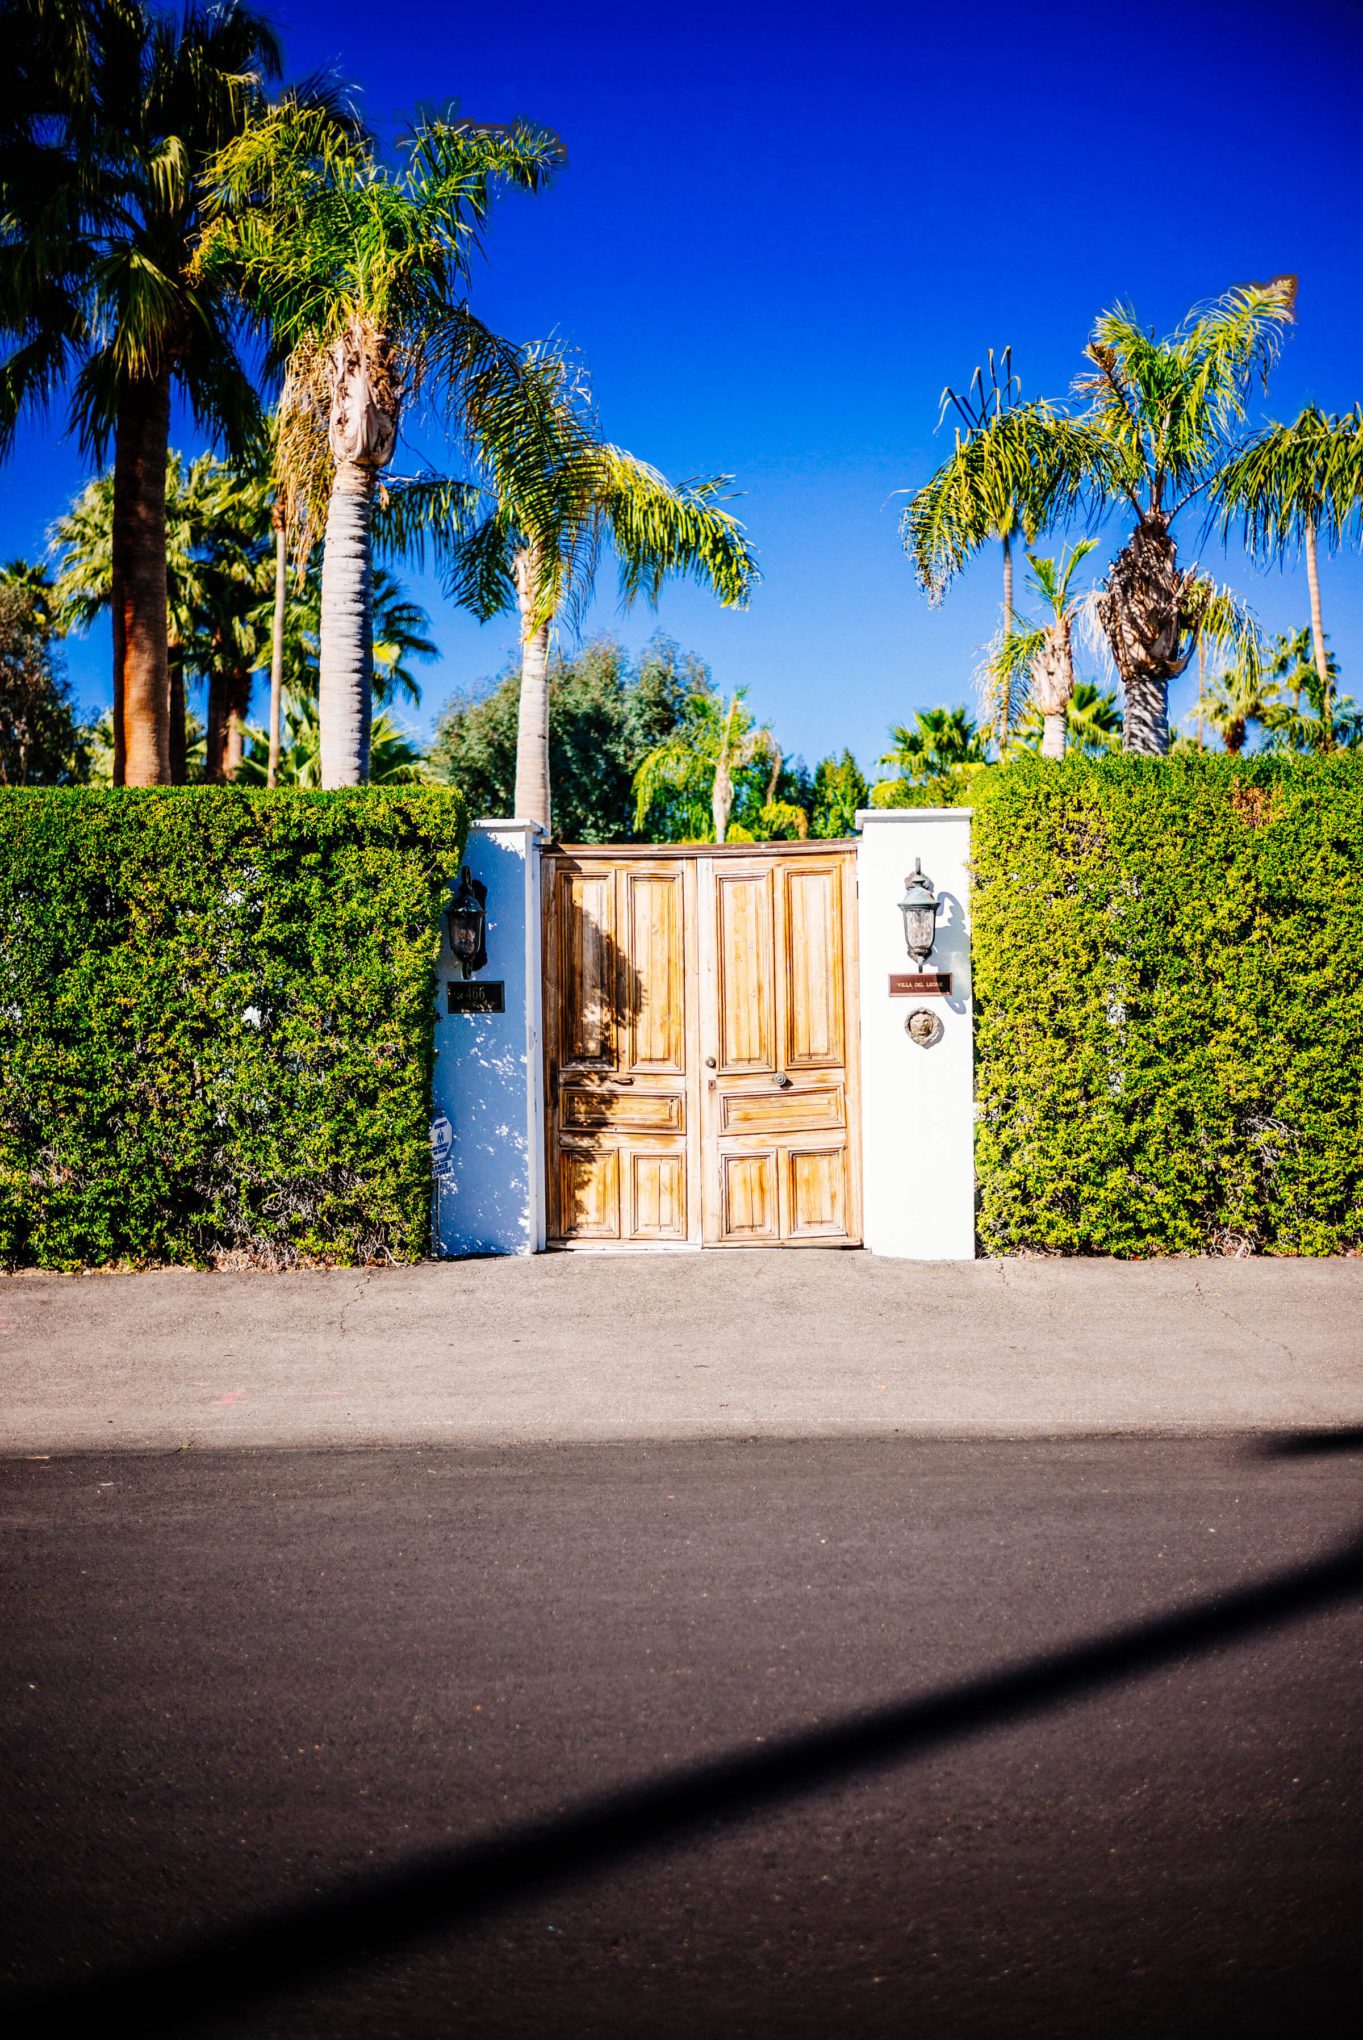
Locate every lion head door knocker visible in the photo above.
<box><xmin>905</xmin><ymin>1006</ymin><xmax>943</xmax><ymax>1048</ymax></box>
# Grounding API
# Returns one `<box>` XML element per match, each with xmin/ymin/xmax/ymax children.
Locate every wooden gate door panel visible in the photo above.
<box><xmin>545</xmin><ymin>844</ymin><xmax>858</xmax><ymax>1250</ymax></box>
<box><xmin>546</xmin><ymin>855</ymin><xmax>695</xmax><ymax>1246</ymax></box>
<box><xmin>700</xmin><ymin>852</ymin><xmax>861</xmax><ymax>1248</ymax></box>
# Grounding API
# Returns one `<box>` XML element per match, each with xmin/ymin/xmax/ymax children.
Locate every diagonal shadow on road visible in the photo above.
<box><xmin>6</xmin><ymin>1432</ymin><xmax>1363</xmax><ymax>2038</ymax></box>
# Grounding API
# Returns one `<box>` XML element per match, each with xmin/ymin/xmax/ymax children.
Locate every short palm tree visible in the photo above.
<box><xmin>1197</xmin><ymin>640</ymin><xmax>1279</xmax><ymax>754</ymax></box>
<box><xmin>983</xmin><ymin>539</ymin><xmax>1098</xmax><ymax>758</ymax></box>
<box><xmin>196</xmin><ymin>101</ymin><xmax>563</xmax><ymax>785</ymax></box>
<box><xmin>1061</xmin><ymin>280</ymin><xmax>1297</xmax><ymax>752</ymax></box>
<box><xmin>878</xmin><ymin>705</ymin><xmax>987</xmax><ymax>785</ymax></box>
<box><xmin>1013</xmin><ymin>681</ymin><xmax>1121</xmax><ymax>756</ymax></box>
<box><xmin>633</xmin><ymin>688</ymin><xmax>776</xmax><ymax>844</ymax></box>
<box><xmin>237</xmin><ymin>694</ymin><xmax>426</xmax><ymax>786</ymax></box>
<box><xmin>427</xmin><ymin>346</ymin><xmax>757</xmax><ymax>830</ymax></box>
<box><xmin>52</xmin><ymin>451</ymin><xmax>271</xmax><ymax>781</ymax></box>
<box><xmin>1212</xmin><ymin>407</ymin><xmax>1363</xmax><ymax>750</ymax></box>
<box><xmin>1</xmin><ymin>0</ymin><xmax>284</xmax><ymax>783</ymax></box>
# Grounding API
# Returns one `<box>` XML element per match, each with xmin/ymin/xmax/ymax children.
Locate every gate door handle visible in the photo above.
<box><xmin>774</xmin><ymin>1072</ymin><xmax>793</xmax><ymax>1089</ymax></box>
<box><xmin>704</xmin><ymin>1056</ymin><xmax>717</xmax><ymax>1069</ymax></box>
<box><xmin>614</xmin><ymin>1075</ymin><xmax>635</xmax><ymax>1085</ymax></box>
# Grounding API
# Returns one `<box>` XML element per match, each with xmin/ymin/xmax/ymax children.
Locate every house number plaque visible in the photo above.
<box><xmin>447</xmin><ymin>980</ymin><xmax>505</xmax><ymax>1014</ymax></box>
<box><xmin>889</xmin><ymin>972</ymin><xmax>951</xmax><ymax>996</ymax></box>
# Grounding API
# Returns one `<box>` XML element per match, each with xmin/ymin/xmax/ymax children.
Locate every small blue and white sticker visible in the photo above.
<box><xmin>429</xmin><ymin>1112</ymin><xmax>453</xmax><ymax>1167</ymax></box>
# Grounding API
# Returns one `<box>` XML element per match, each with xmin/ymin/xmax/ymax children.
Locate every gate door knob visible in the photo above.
<box><xmin>704</xmin><ymin>1055</ymin><xmax>716</xmax><ymax>1068</ymax></box>
<box><xmin>774</xmin><ymin>1072</ymin><xmax>793</xmax><ymax>1089</ymax></box>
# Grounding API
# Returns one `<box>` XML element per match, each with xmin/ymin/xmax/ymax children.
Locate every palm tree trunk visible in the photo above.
<box><xmin>1122</xmin><ymin>677</ymin><xmax>1169</xmax><ymax>756</ymax></box>
<box><xmin>999</xmin><ymin>529</ymin><xmax>1014</xmax><ymax>751</ymax></box>
<box><xmin>1304</xmin><ymin>518</ymin><xmax>1332</xmax><ymax>750</ymax></box>
<box><xmin>1195</xmin><ymin>634</ymin><xmax>1206</xmax><ymax>751</ymax></box>
<box><xmin>712</xmin><ymin>694</ymin><xmax>738</xmax><ymax>844</ymax></box>
<box><xmin>225</xmin><ymin>668</ymin><xmax>249</xmax><ymax>781</ymax></box>
<box><xmin>168</xmin><ymin>642</ymin><xmax>187</xmax><ymax>784</ymax></box>
<box><xmin>267</xmin><ymin>507</ymin><xmax>287</xmax><ymax>789</ymax></box>
<box><xmin>111</xmin><ymin>372</ymin><xmax>173</xmax><ymax>786</ymax></box>
<box><xmin>206</xmin><ymin>652</ymin><xmax>229</xmax><ymax>783</ymax></box>
<box><xmin>512</xmin><ymin>549</ymin><xmax>552</xmax><ymax>828</ymax></box>
<box><xmin>317</xmin><ymin>457</ymin><xmax>375</xmax><ymax>788</ymax></box>
<box><xmin>1040</xmin><ymin>711</ymin><xmax>1066</xmax><ymax>760</ymax></box>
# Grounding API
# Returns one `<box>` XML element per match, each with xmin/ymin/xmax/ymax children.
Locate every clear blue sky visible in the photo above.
<box><xmin>7</xmin><ymin>0</ymin><xmax>1363</xmax><ymax>771</ymax></box>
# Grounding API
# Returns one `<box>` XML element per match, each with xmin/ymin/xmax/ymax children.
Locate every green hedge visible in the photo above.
<box><xmin>971</xmin><ymin>754</ymin><xmax>1363</xmax><ymax>1256</ymax></box>
<box><xmin>1</xmin><ymin>788</ymin><xmax>466</xmax><ymax>1269</ymax></box>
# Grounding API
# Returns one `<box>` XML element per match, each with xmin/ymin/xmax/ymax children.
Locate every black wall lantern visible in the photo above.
<box><xmin>898</xmin><ymin>858</ymin><xmax>941</xmax><ymax>964</ymax></box>
<box><xmin>446</xmin><ymin>867</ymin><xmax>488</xmax><ymax>979</ymax></box>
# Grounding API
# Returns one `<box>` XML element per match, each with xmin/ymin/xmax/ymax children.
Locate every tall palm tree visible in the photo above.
<box><xmin>1061</xmin><ymin>280</ymin><xmax>1297</xmax><ymax>753</ymax></box>
<box><xmin>900</xmin><ymin>350</ymin><xmax>1095</xmax><ymax>747</ymax></box>
<box><xmin>1</xmin><ymin>0</ymin><xmax>284</xmax><ymax>783</ymax></box>
<box><xmin>1212</xmin><ymin>407</ymin><xmax>1363</xmax><ymax>751</ymax></box>
<box><xmin>195</xmin><ymin>101</ymin><xmax>563</xmax><ymax>785</ymax></box>
<box><xmin>984</xmin><ymin>539</ymin><xmax>1098</xmax><ymax>759</ymax></box>
<box><xmin>423</xmin><ymin>346</ymin><xmax>758</xmax><ymax>830</ymax></box>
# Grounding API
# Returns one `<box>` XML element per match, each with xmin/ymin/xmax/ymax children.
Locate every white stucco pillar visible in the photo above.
<box><xmin>431</xmin><ymin>820</ymin><xmax>546</xmax><ymax>1256</ymax></box>
<box><xmin>855</xmin><ymin>808</ymin><xmax>975</xmax><ymax>1259</ymax></box>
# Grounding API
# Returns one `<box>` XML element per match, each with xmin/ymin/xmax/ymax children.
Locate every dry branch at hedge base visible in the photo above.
<box><xmin>0</xmin><ymin>787</ymin><xmax>466</xmax><ymax>1270</ymax></box>
<box><xmin>970</xmin><ymin>753</ymin><xmax>1363</xmax><ymax>1258</ymax></box>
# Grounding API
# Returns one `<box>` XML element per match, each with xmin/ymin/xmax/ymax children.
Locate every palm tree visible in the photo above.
<box><xmin>633</xmin><ymin>688</ymin><xmax>776</xmax><ymax>844</ymax></box>
<box><xmin>1014</xmin><ymin>681</ymin><xmax>1122</xmax><ymax>756</ymax></box>
<box><xmin>1212</xmin><ymin>407</ymin><xmax>1363</xmax><ymax>750</ymax></box>
<box><xmin>1</xmin><ymin>0</ymin><xmax>285</xmax><ymax>783</ymax></box>
<box><xmin>1061</xmin><ymin>280</ymin><xmax>1297</xmax><ymax>753</ymax></box>
<box><xmin>983</xmin><ymin>539</ymin><xmax>1098</xmax><ymax>759</ymax></box>
<box><xmin>1197</xmin><ymin>640</ymin><xmax>1280</xmax><ymax>754</ymax></box>
<box><xmin>195</xmin><ymin>101</ymin><xmax>563</xmax><ymax>785</ymax></box>
<box><xmin>1259</xmin><ymin>628</ymin><xmax>1360</xmax><ymax>751</ymax></box>
<box><xmin>426</xmin><ymin>346</ymin><xmax>758</xmax><ymax>830</ymax></box>
<box><xmin>51</xmin><ymin>451</ymin><xmax>271</xmax><ymax>781</ymax></box>
<box><xmin>900</xmin><ymin>350</ymin><xmax>1094</xmax><ymax>747</ymax></box>
<box><xmin>236</xmin><ymin>693</ymin><xmax>427</xmax><ymax>785</ymax></box>
<box><xmin>878</xmin><ymin>706</ymin><xmax>987</xmax><ymax>786</ymax></box>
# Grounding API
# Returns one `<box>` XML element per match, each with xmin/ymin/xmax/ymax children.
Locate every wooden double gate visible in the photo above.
<box><xmin>543</xmin><ymin>842</ymin><xmax>862</xmax><ymax>1248</ymax></box>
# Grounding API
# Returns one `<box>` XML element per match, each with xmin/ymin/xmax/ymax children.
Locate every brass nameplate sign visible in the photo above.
<box><xmin>447</xmin><ymin>980</ymin><xmax>505</xmax><ymax>1014</ymax></box>
<box><xmin>889</xmin><ymin>972</ymin><xmax>951</xmax><ymax>996</ymax></box>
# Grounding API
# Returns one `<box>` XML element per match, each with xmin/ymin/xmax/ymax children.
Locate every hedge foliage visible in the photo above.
<box><xmin>1</xmin><ymin>788</ymin><xmax>466</xmax><ymax>1268</ymax></box>
<box><xmin>971</xmin><ymin>754</ymin><xmax>1363</xmax><ymax>1256</ymax></box>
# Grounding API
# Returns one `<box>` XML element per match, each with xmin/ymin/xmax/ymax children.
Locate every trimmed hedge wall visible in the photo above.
<box><xmin>1</xmin><ymin>788</ymin><xmax>466</xmax><ymax>1269</ymax></box>
<box><xmin>971</xmin><ymin>755</ymin><xmax>1363</xmax><ymax>1256</ymax></box>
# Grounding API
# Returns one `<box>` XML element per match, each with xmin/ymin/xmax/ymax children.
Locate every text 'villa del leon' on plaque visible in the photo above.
<box><xmin>889</xmin><ymin>972</ymin><xmax>952</xmax><ymax>996</ymax></box>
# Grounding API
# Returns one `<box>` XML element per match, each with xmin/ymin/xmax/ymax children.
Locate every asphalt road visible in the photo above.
<box><xmin>3</xmin><ymin>1436</ymin><xmax>1362</xmax><ymax>2038</ymax></box>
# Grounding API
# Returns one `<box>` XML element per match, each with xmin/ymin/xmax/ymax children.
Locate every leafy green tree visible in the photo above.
<box><xmin>428</xmin><ymin>636</ymin><xmax>707</xmax><ymax>842</ymax></box>
<box><xmin>424</xmin><ymin>345</ymin><xmax>758</xmax><ymax>830</ymax></box>
<box><xmin>196</xmin><ymin>99</ymin><xmax>562</xmax><ymax>786</ymax></box>
<box><xmin>809</xmin><ymin>749</ymin><xmax>868</xmax><ymax>837</ymax></box>
<box><xmin>1</xmin><ymin>0</ymin><xmax>286</xmax><ymax>783</ymax></box>
<box><xmin>1213</xmin><ymin>407</ymin><xmax>1363</xmax><ymax>749</ymax></box>
<box><xmin>0</xmin><ymin>565</ymin><xmax>90</xmax><ymax>782</ymax></box>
